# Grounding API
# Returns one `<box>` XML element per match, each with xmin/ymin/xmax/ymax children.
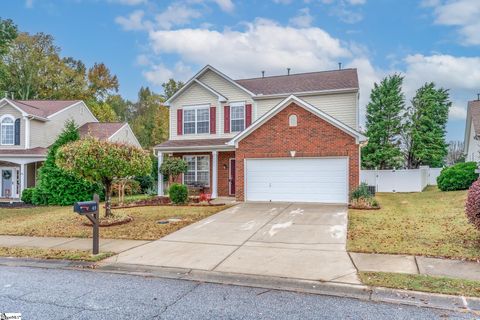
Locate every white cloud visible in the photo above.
<box><xmin>148</xmin><ymin>18</ymin><xmax>351</xmax><ymax>79</ymax></box>
<box><xmin>273</xmin><ymin>0</ymin><xmax>293</xmax><ymax>4</ymax></box>
<box><xmin>428</xmin><ymin>0</ymin><xmax>480</xmax><ymax>45</ymax></box>
<box><xmin>143</xmin><ymin>62</ymin><xmax>192</xmax><ymax>86</ymax></box>
<box><xmin>347</xmin><ymin>0</ymin><xmax>366</xmax><ymax>5</ymax></box>
<box><xmin>213</xmin><ymin>0</ymin><xmax>234</xmax><ymax>12</ymax></box>
<box><xmin>289</xmin><ymin>8</ymin><xmax>313</xmax><ymax>28</ymax></box>
<box><xmin>115</xmin><ymin>10</ymin><xmax>149</xmax><ymax>31</ymax></box>
<box><xmin>155</xmin><ymin>4</ymin><xmax>202</xmax><ymax>30</ymax></box>
<box><xmin>449</xmin><ymin>104</ymin><xmax>467</xmax><ymax>120</ymax></box>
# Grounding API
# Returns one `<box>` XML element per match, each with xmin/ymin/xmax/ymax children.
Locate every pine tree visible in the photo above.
<box><xmin>404</xmin><ymin>83</ymin><xmax>451</xmax><ymax>168</ymax></box>
<box><xmin>32</xmin><ymin>120</ymin><xmax>102</xmax><ymax>205</ymax></box>
<box><xmin>362</xmin><ymin>74</ymin><xmax>405</xmax><ymax>169</ymax></box>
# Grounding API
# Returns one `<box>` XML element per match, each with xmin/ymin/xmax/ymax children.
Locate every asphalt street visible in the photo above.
<box><xmin>0</xmin><ymin>266</ymin><xmax>473</xmax><ymax>319</ymax></box>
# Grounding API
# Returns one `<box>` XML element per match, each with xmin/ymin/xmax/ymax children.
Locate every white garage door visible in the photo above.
<box><xmin>245</xmin><ymin>158</ymin><xmax>348</xmax><ymax>203</ymax></box>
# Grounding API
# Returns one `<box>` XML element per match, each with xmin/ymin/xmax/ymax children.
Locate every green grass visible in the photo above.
<box><xmin>359</xmin><ymin>271</ymin><xmax>480</xmax><ymax>298</ymax></box>
<box><xmin>348</xmin><ymin>186</ymin><xmax>480</xmax><ymax>260</ymax></box>
<box><xmin>0</xmin><ymin>204</ymin><xmax>229</xmax><ymax>240</ymax></box>
<box><xmin>0</xmin><ymin>247</ymin><xmax>114</xmax><ymax>262</ymax></box>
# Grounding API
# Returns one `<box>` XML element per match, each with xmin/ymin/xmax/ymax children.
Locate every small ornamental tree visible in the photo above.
<box><xmin>33</xmin><ymin>120</ymin><xmax>102</xmax><ymax>205</ymax></box>
<box><xmin>465</xmin><ymin>180</ymin><xmax>480</xmax><ymax>231</ymax></box>
<box><xmin>160</xmin><ymin>157</ymin><xmax>188</xmax><ymax>188</ymax></box>
<box><xmin>56</xmin><ymin>138</ymin><xmax>152</xmax><ymax>217</ymax></box>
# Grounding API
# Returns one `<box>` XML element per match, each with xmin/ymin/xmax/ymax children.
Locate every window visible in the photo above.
<box><xmin>230</xmin><ymin>103</ymin><xmax>245</xmax><ymax>132</ymax></box>
<box><xmin>183</xmin><ymin>155</ymin><xmax>210</xmax><ymax>186</ymax></box>
<box><xmin>289</xmin><ymin>114</ymin><xmax>298</xmax><ymax>127</ymax></box>
<box><xmin>183</xmin><ymin>105</ymin><xmax>210</xmax><ymax>134</ymax></box>
<box><xmin>1</xmin><ymin>117</ymin><xmax>14</xmax><ymax>145</ymax></box>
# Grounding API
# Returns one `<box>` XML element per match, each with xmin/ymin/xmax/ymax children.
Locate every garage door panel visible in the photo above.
<box><xmin>245</xmin><ymin>158</ymin><xmax>348</xmax><ymax>203</ymax></box>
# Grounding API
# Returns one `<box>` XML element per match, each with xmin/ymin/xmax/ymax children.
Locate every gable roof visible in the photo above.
<box><xmin>79</xmin><ymin>122</ymin><xmax>127</xmax><ymax>140</ymax></box>
<box><xmin>228</xmin><ymin>95</ymin><xmax>366</xmax><ymax>146</ymax></box>
<box><xmin>165</xmin><ymin>65</ymin><xmax>255</xmax><ymax>105</ymax></box>
<box><xmin>0</xmin><ymin>99</ymin><xmax>82</xmax><ymax>119</ymax></box>
<box><xmin>235</xmin><ymin>69</ymin><xmax>358</xmax><ymax>96</ymax></box>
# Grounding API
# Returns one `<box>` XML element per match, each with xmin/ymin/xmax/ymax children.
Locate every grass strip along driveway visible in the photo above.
<box><xmin>0</xmin><ymin>247</ymin><xmax>113</xmax><ymax>262</ymax></box>
<box><xmin>348</xmin><ymin>187</ymin><xmax>480</xmax><ymax>261</ymax></box>
<box><xmin>0</xmin><ymin>204</ymin><xmax>229</xmax><ymax>240</ymax></box>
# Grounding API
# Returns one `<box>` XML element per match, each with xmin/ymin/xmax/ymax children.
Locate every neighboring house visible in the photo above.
<box><xmin>0</xmin><ymin>98</ymin><xmax>140</xmax><ymax>199</ymax></box>
<box><xmin>154</xmin><ymin>65</ymin><xmax>366</xmax><ymax>203</ymax></box>
<box><xmin>464</xmin><ymin>99</ymin><xmax>480</xmax><ymax>162</ymax></box>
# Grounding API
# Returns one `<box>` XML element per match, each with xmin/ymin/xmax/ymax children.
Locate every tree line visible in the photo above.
<box><xmin>362</xmin><ymin>74</ymin><xmax>452</xmax><ymax>169</ymax></box>
<box><xmin>0</xmin><ymin>18</ymin><xmax>183</xmax><ymax>149</ymax></box>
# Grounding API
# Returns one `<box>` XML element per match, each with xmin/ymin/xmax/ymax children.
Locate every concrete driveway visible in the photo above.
<box><xmin>107</xmin><ymin>203</ymin><xmax>358</xmax><ymax>284</ymax></box>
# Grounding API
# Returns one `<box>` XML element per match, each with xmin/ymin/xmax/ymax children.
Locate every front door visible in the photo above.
<box><xmin>229</xmin><ymin>159</ymin><xmax>236</xmax><ymax>195</ymax></box>
<box><xmin>2</xmin><ymin>169</ymin><xmax>13</xmax><ymax>198</ymax></box>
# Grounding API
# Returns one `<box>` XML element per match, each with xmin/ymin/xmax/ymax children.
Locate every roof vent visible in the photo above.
<box><xmin>287</xmin><ymin>68</ymin><xmax>291</xmax><ymax>76</ymax></box>
<box><xmin>338</xmin><ymin>62</ymin><xmax>342</xmax><ymax>70</ymax></box>
<box><xmin>262</xmin><ymin>71</ymin><xmax>265</xmax><ymax>78</ymax></box>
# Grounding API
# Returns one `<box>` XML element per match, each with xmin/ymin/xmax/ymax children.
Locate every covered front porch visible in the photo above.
<box><xmin>0</xmin><ymin>149</ymin><xmax>47</xmax><ymax>199</ymax></box>
<box><xmin>155</xmin><ymin>139</ymin><xmax>236</xmax><ymax>199</ymax></box>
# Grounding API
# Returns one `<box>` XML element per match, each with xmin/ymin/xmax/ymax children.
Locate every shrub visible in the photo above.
<box><xmin>351</xmin><ymin>183</ymin><xmax>372</xmax><ymax>200</ymax></box>
<box><xmin>437</xmin><ymin>162</ymin><xmax>478</xmax><ymax>191</ymax></box>
<box><xmin>135</xmin><ymin>175</ymin><xmax>154</xmax><ymax>193</ymax></box>
<box><xmin>112</xmin><ymin>179</ymin><xmax>141</xmax><ymax>196</ymax></box>
<box><xmin>169</xmin><ymin>183</ymin><xmax>188</xmax><ymax>204</ymax></box>
<box><xmin>160</xmin><ymin>157</ymin><xmax>188</xmax><ymax>186</ymax></box>
<box><xmin>465</xmin><ymin>180</ymin><xmax>480</xmax><ymax>231</ymax></box>
<box><xmin>21</xmin><ymin>188</ymin><xmax>35</xmax><ymax>204</ymax></box>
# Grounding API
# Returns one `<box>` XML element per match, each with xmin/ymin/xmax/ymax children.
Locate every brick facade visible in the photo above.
<box><xmin>234</xmin><ymin>102</ymin><xmax>360</xmax><ymax>201</ymax></box>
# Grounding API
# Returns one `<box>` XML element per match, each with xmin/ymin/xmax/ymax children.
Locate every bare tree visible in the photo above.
<box><xmin>446</xmin><ymin>141</ymin><xmax>465</xmax><ymax>166</ymax></box>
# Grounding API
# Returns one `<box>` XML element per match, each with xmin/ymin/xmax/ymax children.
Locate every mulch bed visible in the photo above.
<box><xmin>111</xmin><ymin>196</ymin><xmax>225</xmax><ymax>209</ymax></box>
<box><xmin>348</xmin><ymin>205</ymin><xmax>381</xmax><ymax>210</ymax></box>
<box><xmin>82</xmin><ymin>215</ymin><xmax>133</xmax><ymax>227</ymax></box>
<box><xmin>0</xmin><ymin>202</ymin><xmax>35</xmax><ymax>209</ymax></box>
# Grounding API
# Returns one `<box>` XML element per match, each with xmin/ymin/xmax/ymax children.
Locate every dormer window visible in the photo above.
<box><xmin>1</xmin><ymin>116</ymin><xmax>15</xmax><ymax>145</ymax></box>
<box><xmin>230</xmin><ymin>102</ymin><xmax>245</xmax><ymax>132</ymax></box>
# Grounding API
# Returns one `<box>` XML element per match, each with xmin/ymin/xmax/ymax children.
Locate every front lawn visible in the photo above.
<box><xmin>348</xmin><ymin>186</ymin><xmax>480</xmax><ymax>260</ymax></box>
<box><xmin>0</xmin><ymin>247</ymin><xmax>113</xmax><ymax>262</ymax></box>
<box><xmin>359</xmin><ymin>272</ymin><xmax>480</xmax><ymax>298</ymax></box>
<box><xmin>0</xmin><ymin>204</ymin><xmax>229</xmax><ymax>240</ymax></box>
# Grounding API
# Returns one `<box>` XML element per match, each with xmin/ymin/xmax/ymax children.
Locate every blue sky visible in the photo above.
<box><xmin>4</xmin><ymin>0</ymin><xmax>480</xmax><ymax>141</ymax></box>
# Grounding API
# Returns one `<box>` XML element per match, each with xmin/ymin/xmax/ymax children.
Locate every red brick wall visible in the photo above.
<box><xmin>235</xmin><ymin>102</ymin><xmax>360</xmax><ymax>201</ymax></box>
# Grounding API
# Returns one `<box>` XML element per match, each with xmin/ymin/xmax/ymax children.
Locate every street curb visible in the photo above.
<box><xmin>97</xmin><ymin>262</ymin><xmax>480</xmax><ymax>314</ymax></box>
<box><xmin>1</xmin><ymin>257</ymin><xmax>479</xmax><ymax>314</ymax></box>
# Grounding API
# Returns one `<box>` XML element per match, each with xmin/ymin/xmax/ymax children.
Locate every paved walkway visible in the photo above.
<box><xmin>0</xmin><ymin>235</ymin><xmax>149</xmax><ymax>253</ymax></box>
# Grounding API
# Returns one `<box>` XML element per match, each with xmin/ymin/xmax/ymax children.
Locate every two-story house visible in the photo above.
<box><xmin>0</xmin><ymin>98</ymin><xmax>140</xmax><ymax>199</ymax></box>
<box><xmin>464</xmin><ymin>99</ymin><xmax>480</xmax><ymax>162</ymax></box>
<box><xmin>154</xmin><ymin>65</ymin><xmax>366</xmax><ymax>203</ymax></box>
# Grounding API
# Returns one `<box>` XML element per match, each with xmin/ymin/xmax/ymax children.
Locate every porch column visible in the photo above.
<box><xmin>157</xmin><ymin>152</ymin><xmax>164</xmax><ymax>196</ymax></box>
<box><xmin>20</xmin><ymin>163</ymin><xmax>26</xmax><ymax>197</ymax></box>
<box><xmin>211</xmin><ymin>151</ymin><xmax>218</xmax><ymax>198</ymax></box>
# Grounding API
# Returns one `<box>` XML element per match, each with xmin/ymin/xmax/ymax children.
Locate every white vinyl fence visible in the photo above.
<box><xmin>360</xmin><ymin>166</ymin><xmax>442</xmax><ymax>193</ymax></box>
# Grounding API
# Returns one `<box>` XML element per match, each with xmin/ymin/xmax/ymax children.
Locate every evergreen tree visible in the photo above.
<box><xmin>404</xmin><ymin>83</ymin><xmax>451</xmax><ymax>168</ymax></box>
<box><xmin>32</xmin><ymin>121</ymin><xmax>102</xmax><ymax>205</ymax></box>
<box><xmin>362</xmin><ymin>74</ymin><xmax>405</xmax><ymax>169</ymax></box>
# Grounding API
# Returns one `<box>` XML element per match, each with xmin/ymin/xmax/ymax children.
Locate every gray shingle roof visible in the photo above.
<box><xmin>155</xmin><ymin>138</ymin><xmax>231</xmax><ymax>150</ymax></box>
<box><xmin>10</xmin><ymin>100</ymin><xmax>82</xmax><ymax>118</ymax></box>
<box><xmin>469</xmin><ymin>100</ymin><xmax>480</xmax><ymax>136</ymax></box>
<box><xmin>79</xmin><ymin>122</ymin><xmax>126</xmax><ymax>140</ymax></box>
<box><xmin>235</xmin><ymin>68</ymin><xmax>358</xmax><ymax>95</ymax></box>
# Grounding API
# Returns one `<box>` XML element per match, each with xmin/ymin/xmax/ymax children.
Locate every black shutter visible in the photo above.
<box><xmin>14</xmin><ymin>119</ymin><xmax>20</xmax><ymax>145</ymax></box>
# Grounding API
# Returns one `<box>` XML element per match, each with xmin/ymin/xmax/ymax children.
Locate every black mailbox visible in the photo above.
<box><xmin>73</xmin><ymin>201</ymin><xmax>98</xmax><ymax>215</ymax></box>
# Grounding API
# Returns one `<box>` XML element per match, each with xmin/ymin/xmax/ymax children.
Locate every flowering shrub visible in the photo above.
<box><xmin>465</xmin><ymin>179</ymin><xmax>480</xmax><ymax>231</ymax></box>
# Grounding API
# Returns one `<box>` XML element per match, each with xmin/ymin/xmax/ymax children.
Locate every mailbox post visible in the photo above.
<box><xmin>73</xmin><ymin>194</ymin><xmax>100</xmax><ymax>255</ymax></box>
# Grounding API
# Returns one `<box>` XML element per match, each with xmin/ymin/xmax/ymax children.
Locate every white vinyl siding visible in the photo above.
<box><xmin>29</xmin><ymin>102</ymin><xmax>97</xmax><ymax>148</ymax></box>
<box><xmin>245</xmin><ymin>158</ymin><xmax>348</xmax><ymax>203</ymax></box>
<box><xmin>108</xmin><ymin>124</ymin><xmax>142</xmax><ymax>148</ymax></box>
<box><xmin>198</xmin><ymin>70</ymin><xmax>252</xmax><ymax>102</ymax></box>
<box><xmin>255</xmin><ymin>92</ymin><xmax>358</xmax><ymax>130</ymax></box>
<box><xmin>183</xmin><ymin>155</ymin><xmax>210</xmax><ymax>186</ymax></box>
<box><xmin>467</xmin><ymin>122</ymin><xmax>480</xmax><ymax>162</ymax></box>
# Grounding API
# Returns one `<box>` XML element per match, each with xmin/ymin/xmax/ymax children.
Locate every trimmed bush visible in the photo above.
<box><xmin>21</xmin><ymin>188</ymin><xmax>35</xmax><ymax>204</ymax></box>
<box><xmin>169</xmin><ymin>183</ymin><xmax>188</xmax><ymax>204</ymax></box>
<box><xmin>351</xmin><ymin>182</ymin><xmax>372</xmax><ymax>200</ymax></box>
<box><xmin>465</xmin><ymin>180</ymin><xmax>480</xmax><ymax>231</ymax></box>
<box><xmin>437</xmin><ymin>162</ymin><xmax>478</xmax><ymax>191</ymax></box>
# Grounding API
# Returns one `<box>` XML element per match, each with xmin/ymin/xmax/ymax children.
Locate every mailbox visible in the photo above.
<box><xmin>73</xmin><ymin>201</ymin><xmax>98</xmax><ymax>215</ymax></box>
